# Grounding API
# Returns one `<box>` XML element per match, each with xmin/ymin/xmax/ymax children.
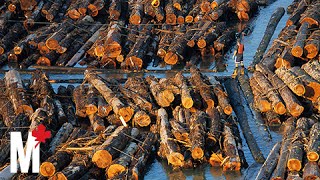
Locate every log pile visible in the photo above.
<box><xmin>0</xmin><ymin>0</ymin><xmax>261</xmax><ymax>70</ymax></box>
<box><xmin>0</xmin><ymin>68</ymin><xmax>256</xmax><ymax>179</ymax></box>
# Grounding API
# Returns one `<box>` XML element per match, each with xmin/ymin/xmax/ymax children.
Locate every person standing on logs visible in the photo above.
<box><xmin>232</xmin><ymin>36</ymin><xmax>245</xmax><ymax>78</ymax></box>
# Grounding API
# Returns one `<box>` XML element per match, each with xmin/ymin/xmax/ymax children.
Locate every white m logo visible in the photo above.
<box><xmin>10</xmin><ymin>132</ymin><xmax>40</xmax><ymax>173</ymax></box>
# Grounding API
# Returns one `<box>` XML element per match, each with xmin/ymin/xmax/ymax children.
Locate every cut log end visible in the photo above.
<box><xmin>94</xmin><ymin>46</ymin><xmax>105</xmax><ymax>57</ymax></box>
<box><xmin>182</xmin><ymin>97</ymin><xmax>194</xmax><ymax>109</ymax></box>
<box><xmin>151</xmin><ymin>0</ymin><xmax>160</xmax><ymax>7</ymax></box>
<box><xmin>88</xmin><ymin>4</ymin><xmax>98</xmax><ymax>17</ymax></box>
<box><xmin>294</xmin><ymin>84</ymin><xmax>305</xmax><ymax>96</ymax></box>
<box><xmin>40</xmin><ymin>162</ymin><xmax>55</xmax><ymax>177</ymax></box>
<box><xmin>166</xmin><ymin>14</ymin><xmax>177</xmax><ymax>24</ymax></box>
<box><xmin>301</xmin><ymin>18</ymin><xmax>319</xmax><ymax>27</ymax></box>
<box><xmin>197</xmin><ymin>39</ymin><xmax>207</xmax><ymax>49</ymax></box>
<box><xmin>304</xmin><ymin>44</ymin><xmax>318</xmax><ymax>59</ymax></box>
<box><xmin>50</xmin><ymin>172</ymin><xmax>67</xmax><ymax>180</ymax></box>
<box><xmin>289</xmin><ymin>104</ymin><xmax>304</xmax><ymax>117</ymax></box>
<box><xmin>206</xmin><ymin>99</ymin><xmax>215</xmax><ymax>109</ymax></box>
<box><xmin>164</xmin><ymin>52</ymin><xmax>179</xmax><ymax>65</ymax></box>
<box><xmin>68</xmin><ymin>9</ymin><xmax>81</xmax><ymax>20</ymax></box>
<box><xmin>0</xmin><ymin>47</ymin><xmax>4</xmax><ymax>55</ymax></box>
<box><xmin>185</xmin><ymin>16</ymin><xmax>194</xmax><ymax>23</ymax></box>
<box><xmin>187</xmin><ymin>40</ymin><xmax>195</xmax><ymax>47</ymax></box>
<box><xmin>268</xmin><ymin>117</ymin><xmax>281</xmax><ymax>127</ymax></box>
<box><xmin>109</xmin><ymin>10</ymin><xmax>120</xmax><ymax>20</ymax></box>
<box><xmin>118</xmin><ymin>107</ymin><xmax>134</xmax><ymax>122</ymax></box>
<box><xmin>125</xmin><ymin>56</ymin><xmax>143</xmax><ymax>70</ymax></box>
<box><xmin>168</xmin><ymin>152</ymin><xmax>184</xmax><ymax>167</ymax></box>
<box><xmin>223</xmin><ymin>106</ymin><xmax>233</xmax><ymax>115</ymax></box>
<box><xmin>307</xmin><ymin>152</ymin><xmax>319</xmax><ymax>162</ymax></box>
<box><xmin>130</xmin><ymin>15</ymin><xmax>142</xmax><ymax>25</ymax></box>
<box><xmin>107</xmin><ymin>164</ymin><xmax>126</xmax><ymax>179</ymax></box>
<box><xmin>274</xmin><ymin>102</ymin><xmax>286</xmax><ymax>115</ymax></box>
<box><xmin>291</xmin><ymin>46</ymin><xmax>303</xmax><ymax>58</ymax></box>
<box><xmin>177</xmin><ymin>16</ymin><xmax>185</xmax><ymax>24</ymax></box>
<box><xmin>157</xmin><ymin>49</ymin><xmax>166</xmax><ymax>58</ymax></box>
<box><xmin>159</xmin><ymin>89</ymin><xmax>175</xmax><ymax>107</ymax></box>
<box><xmin>259</xmin><ymin>100</ymin><xmax>272</xmax><ymax>112</ymax></box>
<box><xmin>46</xmin><ymin>39</ymin><xmax>59</xmax><ymax>50</ymax></box>
<box><xmin>275</xmin><ymin>58</ymin><xmax>292</xmax><ymax>69</ymax></box>
<box><xmin>223</xmin><ymin>161</ymin><xmax>241</xmax><ymax>171</ymax></box>
<box><xmin>37</xmin><ymin>57</ymin><xmax>51</xmax><ymax>66</ymax></box>
<box><xmin>192</xmin><ymin>147</ymin><xmax>204</xmax><ymax>160</ymax></box>
<box><xmin>92</xmin><ymin>150</ymin><xmax>112</xmax><ymax>168</ymax></box>
<box><xmin>78</xmin><ymin>8</ymin><xmax>87</xmax><ymax>15</ymax></box>
<box><xmin>8</xmin><ymin>4</ymin><xmax>16</xmax><ymax>12</ymax></box>
<box><xmin>8</xmin><ymin>54</ymin><xmax>18</xmax><ymax>62</ymax></box>
<box><xmin>14</xmin><ymin>47</ymin><xmax>22</xmax><ymax>55</ymax></box>
<box><xmin>211</xmin><ymin>2</ymin><xmax>218</xmax><ymax>10</ymax></box>
<box><xmin>173</xmin><ymin>3</ymin><xmax>181</xmax><ymax>11</ymax></box>
<box><xmin>201</xmin><ymin>1</ymin><xmax>211</xmax><ymax>12</ymax></box>
<box><xmin>133</xmin><ymin>112</ymin><xmax>151</xmax><ymax>127</ymax></box>
<box><xmin>287</xmin><ymin>159</ymin><xmax>302</xmax><ymax>172</ymax></box>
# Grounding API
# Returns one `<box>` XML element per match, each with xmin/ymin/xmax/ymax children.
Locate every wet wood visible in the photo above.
<box><xmin>275</xmin><ymin>67</ymin><xmax>306</xmax><ymax>96</ymax></box>
<box><xmin>40</xmin><ymin>151</ymin><xmax>72</xmax><ymax>177</ymax></box>
<box><xmin>291</xmin><ymin>22</ymin><xmax>309</xmax><ymax>58</ymax></box>
<box><xmin>92</xmin><ymin>127</ymin><xmax>138</xmax><ymax>168</ymax></box>
<box><xmin>85</xmin><ymin>71</ymin><xmax>134</xmax><ymax>122</ymax></box>
<box><xmin>250</xmin><ymin>7</ymin><xmax>285</xmax><ymax>68</ymax></box>
<box><xmin>157</xmin><ymin>108</ymin><xmax>184</xmax><ymax>167</ymax></box>
<box><xmin>255</xmin><ymin>142</ymin><xmax>281</xmax><ymax>180</ymax></box>
<box><xmin>256</xmin><ymin>64</ymin><xmax>304</xmax><ymax>117</ymax></box>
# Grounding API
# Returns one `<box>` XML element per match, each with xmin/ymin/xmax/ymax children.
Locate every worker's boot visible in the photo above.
<box><xmin>232</xmin><ymin>68</ymin><xmax>238</xmax><ymax>79</ymax></box>
<box><xmin>240</xmin><ymin>65</ymin><xmax>245</xmax><ymax>75</ymax></box>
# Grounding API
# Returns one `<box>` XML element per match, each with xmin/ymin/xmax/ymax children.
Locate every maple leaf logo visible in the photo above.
<box><xmin>32</xmin><ymin>124</ymin><xmax>51</xmax><ymax>148</ymax></box>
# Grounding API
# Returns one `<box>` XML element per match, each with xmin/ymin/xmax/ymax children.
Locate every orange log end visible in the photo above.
<box><xmin>192</xmin><ymin>147</ymin><xmax>204</xmax><ymax>160</ymax></box>
<box><xmin>68</xmin><ymin>9</ymin><xmax>81</xmax><ymax>20</ymax></box>
<box><xmin>92</xmin><ymin>150</ymin><xmax>112</xmax><ymax>168</ymax></box>
<box><xmin>37</xmin><ymin>57</ymin><xmax>51</xmax><ymax>66</ymax></box>
<box><xmin>40</xmin><ymin>162</ymin><xmax>55</xmax><ymax>177</ymax></box>
<box><xmin>125</xmin><ymin>56</ymin><xmax>143</xmax><ymax>70</ymax></box>
<box><xmin>8</xmin><ymin>4</ymin><xmax>16</xmax><ymax>12</ymax></box>
<box><xmin>211</xmin><ymin>2</ymin><xmax>218</xmax><ymax>10</ymax></box>
<box><xmin>274</xmin><ymin>102</ymin><xmax>286</xmax><ymax>115</ymax></box>
<box><xmin>287</xmin><ymin>159</ymin><xmax>302</xmax><ymax>171</ymax></box>
<box><xmin>177</xmin><ymin>16</ymin><xmax>185</xmax><ymax>24</ymax></box>
<box><xmin>293</xmin><ymin>84</ymin><xmax>306</xmax><ymax>96</ymax></box>
<box><xmin>291</xmin><ymin>46</ymin><xmax>303</xmax><ymax>58</ymax></box>
<box><xmin>197</xmin><ymin>39</ymin><xmax>207</xmax><ymax>49</ymax></box>
<box><xmin>130</xmin><ymin>14</ymin><xmax>141</xmax><ymax>25</ymax></box>
<box><xmin>164</xmin><ymin>52</ymin><xmax>179</xmax><ymax>65</ymax></box>
<box><xmin>173</xmin><ymin>3</ymin><xmax>181</xmax><ymax>11</ymax></box>
<box><xmin>14</xmin><ymin>46</ymin><xmax>22</xmax><ymax>55</ymax></box>
<box><xmin>46</xmin><ymin>39</ymin><xmax>59</xmax><ymax>50</ymax></box>
<box><xmin>107</xmin><ymin>164</ymin><xmax>126</xmax><ymax>179</ymax></box>
<box><xmin>166</xmin><ymin>14</ymin><xmax>177</xmax><ymax>24</ymax></box>
<box><xmin>49</xmin><ymin>172</ymin><xmax>67</xmax><ymax>180</ymax></box>
<box><xmin>168</xmin><ymin>152</ymin><xmax>184</xmax><ymax>167</ymax></box>
<box><xmin>185</xmin><ymin>16</ymin><xmax>194</xmax><ymax>23</ymax></box>
<box><xmin>201</xmin><ymin>1</ymin><xmax>211</xmax><ymax>12</ymax></box>
<box><xmin>307</xmin><ymin>151</ymin><xmax>319</xmax><ymax>162</ymax></box>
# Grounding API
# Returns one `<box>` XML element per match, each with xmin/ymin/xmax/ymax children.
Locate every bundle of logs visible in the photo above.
<box><xmin>250</xmin><ymin>0</ymin><xmax>320</xmax><ymax>179</ymax></box>
<box><xmin>0</xmin><ymin>68</ymin><xmax>263</xmax><ymax>179</ymax></box>
<box><xmin>248</xmin><ymin>0</ymin><xmax>320</xmax><ymax>128</ymax></box>
<box><xmin>0</xmin><ymin>0</ymin><xmax>259</xmax><ymax>70</ymax></box>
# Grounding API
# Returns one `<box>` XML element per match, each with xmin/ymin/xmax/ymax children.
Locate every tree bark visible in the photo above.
<box><xmin>92</xmin><ymin>127</ymin><xmax>139</xmax><ymax>168</ymax></box>
<box><xmin>275</xmin><ymin>67</ymin><xmax>306</xmax><ymax>96</ymax></box>
<box><xmin>249</xmin><ymin>7</ymin><xmax>285</xmax><ymax>68</ymax></box>
<box><xmin>274</xmin><ymin>46</ymin><xmax>295</xmax><ymax>69</ymax></box>
<box><xmin>304</xmin><ymin>30</ymin><xmax>320</xmax><ymax>59</ymax></box>
<box><xmin>157</xmin><ymin>108</ymin><xmax>184</xmax><ymax>167</ymax></box>
<box><xmin>271</xmin><ymin>117</ymin><xmax>296</xmax><ymax>180</ymax></box>
<box><xmin>40</xmin><ymin>151</ymin><xmax>73</xmax><ymax>177</ymax></box>
<box><xmin>109</xmin><ymin>0</ymin><xmax>121</xmax><ymax>20</ymax></box>
<box><xmin>256</xmin><ymin>64</ymin><xmax>304</xmax><ymax>117</ymax></box>
<box><xmin>5</xmin><ymin>70</ymin><xmax>33</xmax><ymax>116</ymax></box>
<box><xmin>291</xmin><ymin>22</ymin><xmax>310</xmax><ymax>58</ymax></box>
<box><xmin>307</xmin><ymin>122</ymin><xmax>320</xmax><ymax>162</ymax></box>
<box><xmin>224</xmin><ymin>78</ymin><xmax>265</xmax><ymax>163</ymax></box>
<box><xmin>85</xmin><ymin>71</ymin><xmax>134</xmax><ymax>122</ymax></box>
<box><xmin>174</xmin><ymin>72</ymin><xmax>193</xmax><ymax>108</ymax></box>
<box><xmin>302</xmin><ymin>161</ymin><xmax>320</xmax><ymax>180</ymax></box>
<box><xmin>222</xmin><ymin>125</ymin><xmax>241</xmax><ymax>171</ymax></box>
<box><xmin>73</xmin><ymin>85</ymin><xmax>88</xmax><ymax>118</ymax></box>
<box><xmin>299</xmin><ymin>2</ymin><xmax>320</xmax><ymax>26</ymax></box>
<box><xmin>301</xmin><ymin>60</ymin><xmax>320</xmax><ymax>82</ymax></box>
<box><xmin>286</xmin><ymin>0</ymin><xmax>308</xmax><ymax>26</ymax></box>
<box><xmin>252</xmin><ymin>71</ymin><xmax>286</xmax><ymax>115</ymax></box>
<box><xmin>189</xmin><ymin>110</ymin><xmax>206</xmax><ymax>160</ymax></box>
<box><xmin>249</xmin><ymin>77</ymin><xmax>272</xmax><ymax>112</ymax></box>
<box><xmin>97</xmin><ymin>95</ymin><xmax>112</xmax><ymax>118</ymax></box>
<box><xmin>146</xmin><ymin>76</ymin><xmax>174</xmax><ymax>107</ymax></box>
<box><xmin>88</xmin><ymin>113</ymin><xmax>106</xmax><ymax>133</ymax></box>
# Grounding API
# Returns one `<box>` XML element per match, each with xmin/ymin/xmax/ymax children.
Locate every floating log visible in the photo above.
<box><xmin>249</xmin><ymin>77</ymin><xmax>272</xmax><ymax>112</ymax></box>
<box><xmin>274</xmin><ymin>46</ymin><xmax>295</xmax><ymax>69</ymax></box>
<box><xmin>275</xmin><ymin>67</ymin><xmax>306</xmax><ymax>96</ymax></box>
<box><xmin>189</xmin><ymin>111</ymin><xmax>206</xmax><ymax>160</ymax></box>
<box><xmin>85</xmin><ymin>71</ymin><xmax>134</xmax><ymax>122</ymax></box>
<box><xmin>165</xmin><ymin>0</ymin><xmax>177</xmax><ymax>24</ymax></box>
<box><xmin>174</xmin><ymin>72</ymin><xmax>193</xmax><ymax>109</ymax></box>
<box><xmin>129</xmin><ymin>0</ymin><xmax>144</xmax><ymax>25</ymax></box>
<box><xmin>107</xmin><ymin>142</ymin><xmax>139</xmax><ymax>179</ymax></box>
<box><xmin>256</xmin><ymin>64</ymin><xmax>304</xmax><ymax>117</ymax></box>
<box><xmin>252</xmin><ymin>71</ymin><xmax>286</xmax><ymax>115</ymax></box>
<box><xmin>249</xmin><ymin>7</ymin><xmax>285</xmax><ymax>68</ymax></box>
<box><xmin>307</xmin><ymin>122</ymin><xmax>320</xmax><ymax>162</ymax></box>
<box><xmin>214</xmin><ymin>29</ymin><xmax>236</xmax><ymax>52</ymax></box>
<box><xmin>224</xmin><ymin>78</ymin><xmax>265</xmax><ymax>163</ymax></box>
<box><xmin>92</xmin><ymin>127</ymin><xmax>138</xmax><ymax>168</ymax></box>
<box><xmin>222</xmin><ymin>125</ymin><xmax>241</xmax><ymax>171</ymax></box>
<box><xmin>190</xmin><ymin>67</ymin><xmax>215</xmax><ymax>109</ymax></box>
<box><xmin>304</xmin><ymin>30</ymin><xmax>320</xmax><ymax>59</ymax></box>
<box><xmin>51</xmin><ymin>154</ymin><xmax>92</xmax><ymax>180</ymax></box>
<box><xmin>271</xmin><ymin>118</ymin><xmax>296</xmax><ymax>180</ymax></box>
<box><xmin>40</xmin><ymin>151</ymin><xmax>72</xmax><ymax>177</ymax></box>
<box><xmin>130</xmin><ymin>132</ymin><xmax>157</xmax><ymax>180</ymax></box>
<box><xmin>291</xmin><ymin>22</ymin><xmax>309</xmax><ymax>58</ymax></box>
<box><xmin>109</xmin><ymin>0</ymin><xmax>121</xmax><ymax>20</ymax></box>
<box><xmin>5</xmin><ymin>70</ymin><xmax>33</xmax><ymax>116</ymax></box>
<box><xmin>302</xmin><ymin>161</ymin><xmax>320</xmax><ymax>180</ymax></box>
<box><xmin>48</xmin><ymin>122</ymin><xmax>73</xmax><ymax>155</ymax></box>
<box><xmin>197</xmin><ymin>22</ymin><xmax>226</xmax><ymax>49</ymax></box>
<box><xmin>146</xmin><ymin>76</ymin><xmax>174</xmax><ymax>107</ymax></box>
<box><xmin>157</xmin><ymin>108</ymin><xmax>184</xmax><ymax>167</ymax></box>
<box><xmin>255</xmin><ymin>142</ymin><xmax>281</xmax><ymax>180</ymax></box>
<box><xmin>289</xmin><ymin>66</ymin><xmax>320</xmax><ymax>102</ymax></box>
<box><xmin>301</xmin><ymin>60</ymin><xmax>320</xmax><ymax>82</ymax></box>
